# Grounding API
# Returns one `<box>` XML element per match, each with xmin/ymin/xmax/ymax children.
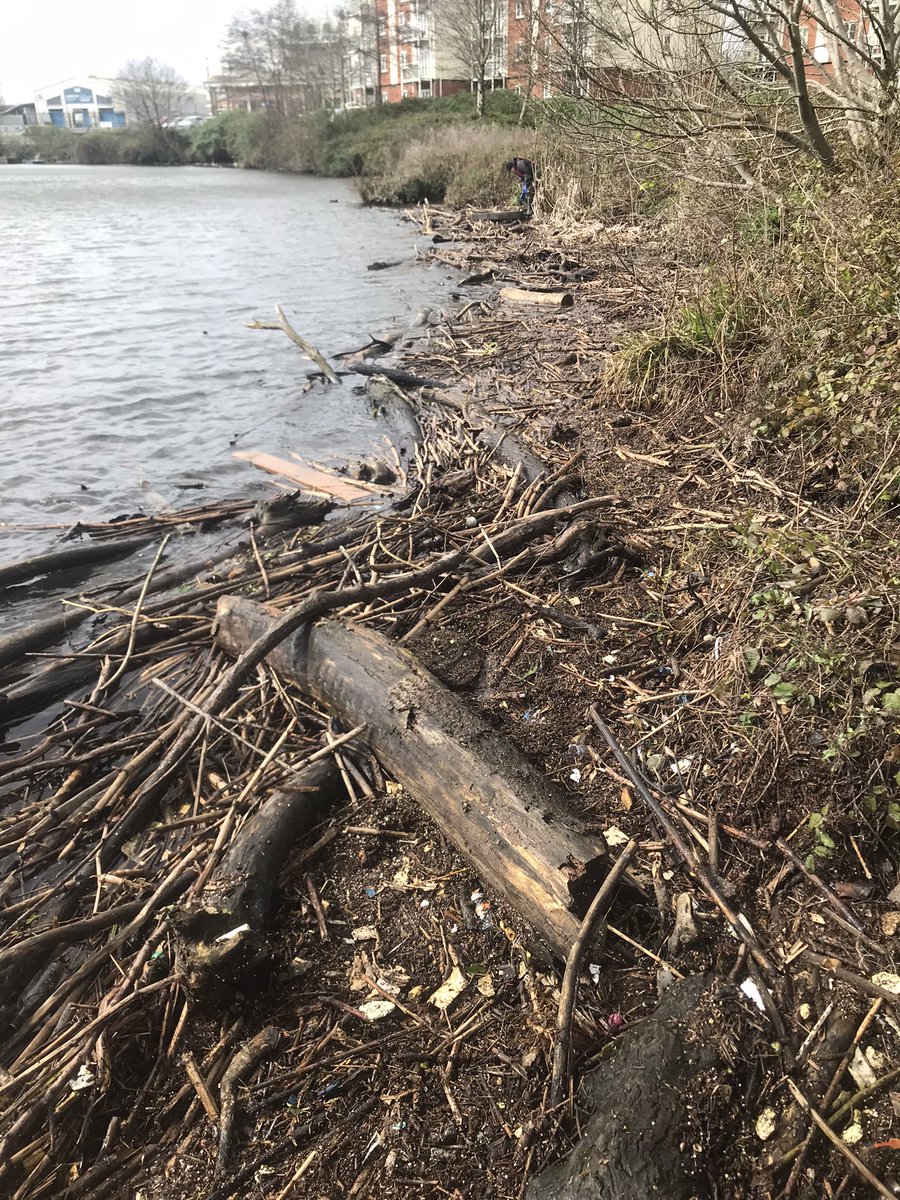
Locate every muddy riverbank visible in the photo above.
<box><xmin>1</xmin><ymin>205</ymin><xmax>898</xmax><ymax>1200</ymax></box>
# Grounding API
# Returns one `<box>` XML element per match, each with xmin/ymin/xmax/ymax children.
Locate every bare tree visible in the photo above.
<box><xmin>117</xmin><ymin>58</ymin><xmax>189</xmax><ymax>127</ymax></box>
<box><xmin>544</xmin><ymin>0</ymin><xmax>900</xmax><ymax>183</ymax></box>
<box><xmin>433</xmin><ymin>0</ymin><xmax>506</xmax><ymax>114</ymax></box>
<box><xmin>222</xmin><ymin>0</ymin><xmax>347</xmax><ymax>116</ymax></box>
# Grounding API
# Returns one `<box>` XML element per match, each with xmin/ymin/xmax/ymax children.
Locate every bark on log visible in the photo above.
<box><xmin>0</xmin><ymin>609</ymin><xmax>90</xmax><ymax>672</ymax></box>
<box><xmin>499</xmin><ymin>287</ymin><xmax>574</xmax><ymax>309</ymax></box>
<box><xmin>174</xmin><ymin>760</ymin><xmax>340</xmax><ymax>992</ymax></box>
<box><xmin>349</xmin><ymin>361</ymin><xmax>441</xmax><ymax>390</ymax></box>
<box><xmin>365</xmin><ymin>375</ymin><xmax>423</xmax><ymax>463</ymax></box>
<box><xmin>0</xmin><ymin>536</ymin><xmax>151</xmax><ymax>591</ymax></box>
<box><xmin>0</xmin><ymin>622</ymin><xmax>188</xmax><ymax>725</ymax></box>
<box><xmin>469</xmin><ymin>210</ymin><xmax>529</xmax><ymax>224</ymax></box>
<box><xmin>527</xmin><ymin>973</ymin><xmax>760</xmax><ymax>1200</ymax></box>
<box><xmin>215</xmin><ymin>597</ymin><xmax>618</xmax><ymax>961</ymax></box>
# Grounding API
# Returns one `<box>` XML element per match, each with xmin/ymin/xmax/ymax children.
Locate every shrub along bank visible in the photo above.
<box><xmin>1</xmin><ymin>123</ymin><xmax>190</xmax><ymax>166</ymax></box>
<box><xmin>190</xmin><ymin>90</ymin><xmax>539</xmax><ymax>206</ymax></box>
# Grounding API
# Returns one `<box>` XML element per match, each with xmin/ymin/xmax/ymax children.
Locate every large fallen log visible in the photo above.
<box><xmin>527</xmin><ymin>973</ymin><xmax>760</xmax><ymax>1200</ymax></box>
<box><xmin>215</xmin><ymin>597</ymin><xmax>619</xmax><ymax>960</ymax></box>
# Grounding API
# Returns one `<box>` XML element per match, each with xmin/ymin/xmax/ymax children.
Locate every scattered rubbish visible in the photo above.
<box><xmin>842</xmin><ymin>1114</ymin><xmax>864</xmax><ymax>1145</ymax></box>
<box><xmin>429</xmin><ymin>966</ymin><xmax>468</xmax><ymax>1011</ymax></box>
<box><xmin>603</xmin><ymin>826</ymin><xmax>630</xmax><ymax>847</ymax></box>
<box><xmin>569</xmin><ymin>768</ymin><xmax>582</xmax><ymax>783</ymax></box>
<box><xmin>882</xmin><ymin>912</ymin><xmax>900</xmax><ymax>937</ymax></box>
<box><xmin>606</xmin><ymin>1012</ymin><xmax>625</xmax><ymax>1033</ymax></box>
<box><xmin>657</xmin><ymin>967</ymin><xmax>676</xmax><ymax>996</ymax></box>
<box><xmin>740</xmin><ymin>978</ymin><xmax>765</xmax><ymax>1011</ymax></box>
<box><xmin>849</xmin><ymin>1047</ymin><xmax>878</xmax><ymax>1091</ymax></box>
<box><xmin>69</xmin><ymin>1064</ymin><xmax>95</xmax><ymax>1092</ymax></box>
<box><xmin>477</xmin><ymin>974</ymin><xmax>496</xmax><ymax>997</ymax></box>
<box><xmin>798</xmin><ymin>1002</ymin><xmax>811</xmax><ymax>1020</ymax></box>
<box><xmin>588</xmin><ymin>963</ymin><xmax>602</xmax><ymax>984</ymax></box>
<box><xmin>351</xmin><ymin>926</ymin><xmax>378</xmax><ymax>942</ymax></box>
<box><xmin>362</xmin><ymin>1131</ymin><xmax>383</xmax><ymax>1161</ymax></box>
<box><xmin>214</xmin><ymin>923</ymin><xmax>250</xmax><ymax>943</ymax></box>
<box><xmin>364</xmin><ymin>885</ymin><xmax>378</xmax><ymax>899</ymax></box>
<box><xmin>873</xmin><ymin>972</ymin><xmax>900</xmax><ymax>995</ymax></box>
<box><xmin>358</xmin><ymin>1000</ymin><xmax>396</xmax><ymax>1022</ymax></box>
<box><xmin>755</xmin><ymin>1107</ymin><xmax>777</xmax><ymax>1141</ymax></box>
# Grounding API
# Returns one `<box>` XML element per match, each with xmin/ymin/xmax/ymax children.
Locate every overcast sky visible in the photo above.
<box><xmin>1</xmin><ymin>0</ymin><xmax>331</xmax><ymax>101</ymax></box>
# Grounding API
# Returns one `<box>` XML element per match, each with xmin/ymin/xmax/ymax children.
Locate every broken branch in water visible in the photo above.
<box><xmin>245</xmin><ymin>304</ymin><xmax>340</xmax><ymax>385</ymax></box>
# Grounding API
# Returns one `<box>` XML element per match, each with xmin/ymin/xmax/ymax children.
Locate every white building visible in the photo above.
<box><xmin>34</xmin><ymin>78</ymin><xmax>127</xmax><ymax>129</ymax></box>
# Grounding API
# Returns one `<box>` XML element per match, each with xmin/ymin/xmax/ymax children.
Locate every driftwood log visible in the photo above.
<box><xmin>469</xmin><ymin>210</ymin><xmax>529</xmax><ymax>224</ymax></box>
<box><xmin>349</xmin><ymin>361</ymin><xmax>441</xmax><ymax>390</ymax></box>
<box><xmin>528</xmin><ymin>973</ymin><xmax>760</xmax><ymax>1200</ymax></box>
<box><xmin>174</xmin><ymin>759</ymin><xmax>341</xmax><ymax>992</ymax></box>
<box><xmin>0</xmin><ymin>609</ymin><xmax>91</xmax><ymax>672</ymax></box>
<box><xmin>0</xmin><ymin>536</ymin><xmax>151</xmax><ymax>591</ymax></box>
<box><xmin>499</xmin><ymin>286</ymin><xmax>574</xmax><ymax>309</ymax></box>
<box><xmin>215</xmin><ymin>597</ymin><xmax>620</xmax><ymax>960</ymax></box>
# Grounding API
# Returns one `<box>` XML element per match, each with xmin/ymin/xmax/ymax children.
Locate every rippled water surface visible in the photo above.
<box><xmin>0</xmin><ymin>165</ymin><xmax>449</xmax><ymax>558</ymax></box>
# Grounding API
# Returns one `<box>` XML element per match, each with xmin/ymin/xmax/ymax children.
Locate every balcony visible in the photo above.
<box><xmin>401</xmin><ymin>60</ymin><xmax>421</xmax><ymax>79</ymax></box>
<box><xmin>398</xmin><ymin>22</ymin><xmax>429</xmax><ymax>42</ymax></box>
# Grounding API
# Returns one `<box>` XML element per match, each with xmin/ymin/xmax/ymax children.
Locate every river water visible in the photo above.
<box><xmin>0</xmin><ymin>165</ymin><xmax>450</xmax><ymax>563</ymax></box>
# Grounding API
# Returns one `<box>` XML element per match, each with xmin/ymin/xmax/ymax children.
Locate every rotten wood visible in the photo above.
<box><xmin>0</xmin><ymin>536</ymin><xmax>152</xmax><ymax>591</ymax></box>
<box><xmin>214</xmin><ymin>597</ymin><xmax>629</xmax><ymax>961</ymax></box>
<box><xmin>499</xmin><ymin>286</ymin><xmax>574</xmax><ymax>309</ymax></box>
<box><xmin>173</xmin><ymin>760</ymin><xmax>341</xmax><ymax>992</ymax></box>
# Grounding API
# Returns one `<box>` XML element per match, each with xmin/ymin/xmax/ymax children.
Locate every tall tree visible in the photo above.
<box><xmin>117</xmin><ymin>58</ymin><xmax>189</xmax><ymax>127</ymax></box>
<box><xmin>543</xmin><ymin>0</ymin><xmax>900</xmax><ymax>182</ymax></box>
<box><xmin>222</xmin><ymin>0</ymin><xmax>346</xmax><ymax>116</ymax></box>
<box><xmin>433</xmin><ymin>0</ymin><xmax>506</xmax><ymax>115</ymax></box>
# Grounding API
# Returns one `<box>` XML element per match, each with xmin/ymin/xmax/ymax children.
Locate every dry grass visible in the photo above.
<box><xmin>360</xmin><ymin>123</ymin><xmax>540</xmax><ymax>207</ymax></box>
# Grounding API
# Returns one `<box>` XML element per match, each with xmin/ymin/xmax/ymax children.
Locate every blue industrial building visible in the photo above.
<box><xmin>34</xmin><ymin>78</ymin><xmax>127</xmax><ymax>129</ymax></box>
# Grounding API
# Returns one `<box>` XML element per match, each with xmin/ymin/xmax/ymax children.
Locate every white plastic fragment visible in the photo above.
<box><xmin>848</xmin><ymin>1047</ymin><xmax>878</xmax><ymax>1091</ymax></box>
<box><xmin>69</xmin><ymin>1064</ymin><xmax>95</xmax><ymax>1092</ymax></box>
<box><xmin>351</xmin><ymin>925</ymin><xmax>378</xmax><ymax>941</ymax></box>
<box><xmin>740</xmin><ymin>978</ymin><xmax>766</xmax><ymax>1011</ymax></box>
<box><xmin>755</xmin><ymin>1107</ymin><xmax>777</xmax><ymax>1141</ymax></box>
<box><xmin>842</xmin><ymin>1114</ymin><xmax>864</xmax><ymax>1145</ymax></box>
<box><xmin>214</xmin><ymin>923</ymin><xmax>250</xmax><ymax>943</ymax></box>
<box><xmin>603</xmin><ymin>826</ymin><xmax>630</xmax><ymax>848</ymax></box>
<box><xmin>359</xmin><ymin>1000</ymin><xmax>396</xmax><ymax>1022</ymax></box>
<box><xmin>872</xmin><ymin>972</ymin><xmax>900</xmax><ymax>995</ymax></box>
<box><xmin>429</xmin><ymin>966</ymin><xmax>468</xmax><ymax>1011</ymax></box>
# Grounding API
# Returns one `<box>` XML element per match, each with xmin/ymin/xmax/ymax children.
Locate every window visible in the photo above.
<box><xmin>380</xmin><ymin>54</ymin><xmax>388</xmax><ymax>72</ymax></box>
<box><xmin>401</xmin><ymin>49</ymin><xmax>408</xmax><ymax>64</ymax></box>
<box><xmin>542</xmin><ymin>81</ymin><xmax>552</xmax><ymax>97</ymax></box>
<box><xmin>515</xmin><ymin>0</ymin><xmax>525</xmax><ymax>16</ymax></box>
<box><xmin>812</xmin><ymin>22</ymin><xmax>830</xmax><ymax>62</ymax></box>
<box><xmin>381</xmin><ymin>90</ymin><xmax>389</xmax><ymax>102</ymax></box>
<box><xmin>845</xmin><ymin>20</ymin><xmax>858</xmax><ymax>44</ymax></box>
<box><xmin>378</xmin><ymin>16</ymin><xmax>387</xmax><ymax>33</ymax></box>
